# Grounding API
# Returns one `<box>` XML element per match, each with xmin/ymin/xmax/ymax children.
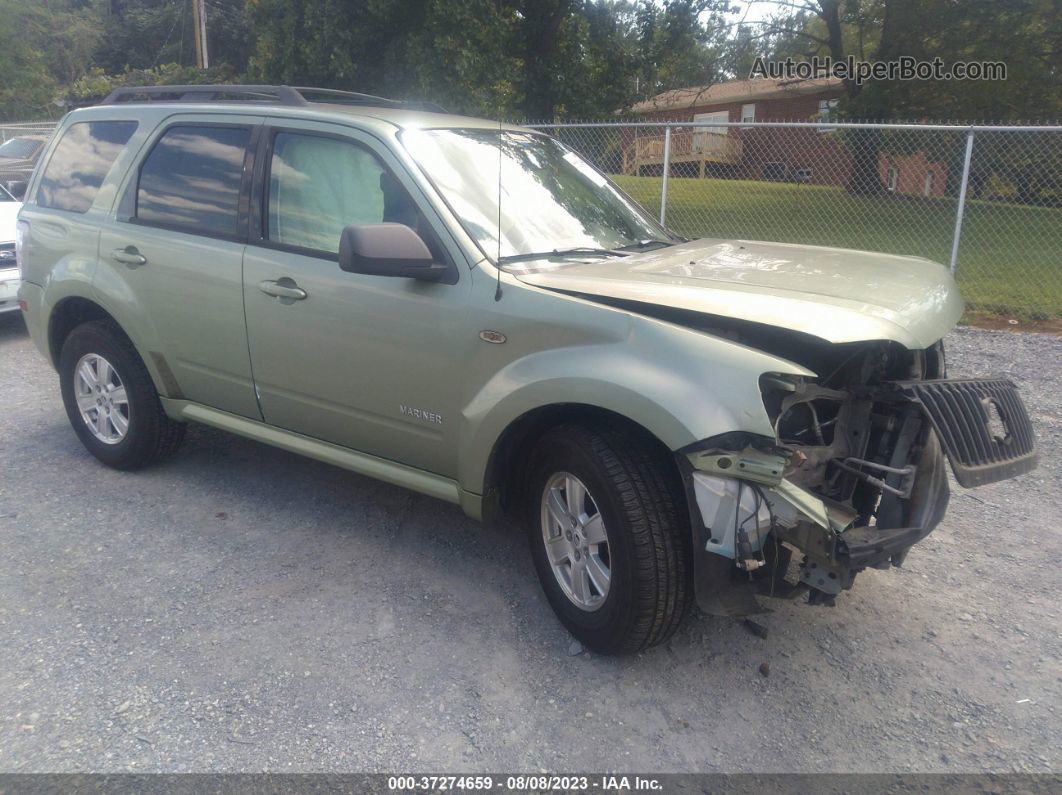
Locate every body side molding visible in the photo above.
<box><xmin>161</xmin><ymin>399</ymin><xmax>463</xmax><ymax>505</ymax></box>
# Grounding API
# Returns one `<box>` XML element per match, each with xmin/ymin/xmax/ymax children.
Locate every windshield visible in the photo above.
<box><xmin>0</xmin><ymin>138</ymin><xmax>40</xmax><ymax>160</ymax></box>
<box><xmin>401</xmin><ymin>129</ymin><xmax>672</xmax><ymax>268</ymax></box>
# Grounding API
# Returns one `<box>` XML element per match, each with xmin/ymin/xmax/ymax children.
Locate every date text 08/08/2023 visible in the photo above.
<box><xmin>387</xmin><ymin>775</ymin><xmax>664</xmax><ymax>791</ymax></box>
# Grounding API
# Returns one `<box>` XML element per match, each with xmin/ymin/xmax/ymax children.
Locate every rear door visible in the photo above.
<box><xmin>97</xmin><ymin>114</ymin><xmax>262</xmax><ymax>418</ymax></box>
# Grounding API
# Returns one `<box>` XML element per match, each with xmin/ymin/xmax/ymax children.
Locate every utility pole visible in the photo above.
<box><xmin>191</xmin><ymin>0</ymin><xmax>209</xmax><ymax>69</ymax></box>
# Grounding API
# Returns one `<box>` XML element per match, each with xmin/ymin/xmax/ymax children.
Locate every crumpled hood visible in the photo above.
<box><xmin>516</xmin><ymin>239</ymin><xmax>964</xmax><ymax>349</ymax></box>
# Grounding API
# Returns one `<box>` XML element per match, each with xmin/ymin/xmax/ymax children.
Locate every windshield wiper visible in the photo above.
<box><xmin>616</xmin><ymin>239</ymin><xmax>676</xmax><ymax>252</ymax></box>
<box><xmin>498</xmin><ymin>247</ymin><xmax>626</xmax><ymax>264</ymax></box>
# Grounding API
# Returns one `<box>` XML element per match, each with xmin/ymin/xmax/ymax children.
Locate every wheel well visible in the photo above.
<box><xmin>48</xmin><ymin>297</ymin><xmax>118</xmax><ymax>367</ymax></box>
<box><xmin>484</xmin><ymin>404</ymin><xmax>684</xmax><ymax>523</ymax></box>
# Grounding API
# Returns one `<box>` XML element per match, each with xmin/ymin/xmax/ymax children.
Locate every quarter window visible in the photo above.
<box><xmin>136</xmin><ymin>125</ymin><xmax>250</xmax><ymax>236</ymax></box>
<box><xmin>267</xmin><ymin>132</ymin><xmax>418</xmax><ymax>254</ymax></box>
<box><xmin>37</xmin><ymin>121</ymin><xmax>137</xmax><ymax>213</ymax></box>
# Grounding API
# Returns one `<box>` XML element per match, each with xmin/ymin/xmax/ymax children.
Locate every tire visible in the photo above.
<box><xmin>525</xmin><ymin>421</ymin><xmax>692</xmax><ymax>654</ymax></box>
<box><xmin>59</xmin><ymin>320</ymin><xmax>185</xmax><ymax>470</ymax></box>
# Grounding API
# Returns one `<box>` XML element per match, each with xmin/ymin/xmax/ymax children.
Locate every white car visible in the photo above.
<box><xmin>0</xmin><ymin>184</ymin><xmax>21</xmax><ymax>314</ymax></box>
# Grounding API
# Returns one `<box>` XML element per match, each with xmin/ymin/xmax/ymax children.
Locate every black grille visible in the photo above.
<box><xmin>899</xmin><ymin>378</ymin><xmax>1038</xmax><ymax>487</ymax></box>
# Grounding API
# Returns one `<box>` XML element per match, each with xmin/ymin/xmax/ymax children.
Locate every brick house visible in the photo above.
<box><xmin>878</xmin><ymin>150</ymin><xmax>948</xmax><ymax>197</ymax></box>
<box><xmin>625</xmin><ymin>76</ymin><xmax>948</xmax><ymax>196</ymax></box>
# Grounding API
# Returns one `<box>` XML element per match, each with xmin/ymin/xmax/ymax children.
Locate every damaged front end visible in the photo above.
<box><xmin>680</xmin><ymin>339</ymin><xmax>1038</xmax><ymax>616</ymax></box>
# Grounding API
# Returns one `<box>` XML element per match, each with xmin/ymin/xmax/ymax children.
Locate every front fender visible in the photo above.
<box><xmin>458</xmin><ymin>312</ymin><xmax>812</xmax><ymax>493</ymax></box>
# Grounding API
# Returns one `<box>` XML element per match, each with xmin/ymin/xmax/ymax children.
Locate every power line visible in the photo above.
<box><xmin>203</xmin><ymin>0</ymin><xmax>248</xmax><ymax>24</ymax></box>
<box><xmin>152</xmin><ymin>1</ymin><xmax>184</xmax><ymax>68</ymax></box>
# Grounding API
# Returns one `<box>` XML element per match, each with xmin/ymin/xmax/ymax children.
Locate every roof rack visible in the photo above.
<box><xmin>99</xmin><ymin>84</ymin><xmax>446</xmax><ymax>113</ymax></box>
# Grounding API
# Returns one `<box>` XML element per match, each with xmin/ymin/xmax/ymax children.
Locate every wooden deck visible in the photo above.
<box><xmin>624</xmin><ymin>129</ymin><xmax>742</xmax><ymax>176</ymax></box>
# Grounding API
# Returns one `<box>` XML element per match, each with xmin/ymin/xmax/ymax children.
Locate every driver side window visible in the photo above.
<box><xmin>267</xmin><ymin>132</ymin><xmax>425</xmax><ymax>256</ymax></box>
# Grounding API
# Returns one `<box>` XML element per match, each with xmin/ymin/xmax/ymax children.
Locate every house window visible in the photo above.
<box><xmin>693</xmin><ymin>110</ymin><xmax>729</xmax><ymax>135</ymax></box>
<box><xmin>923</xmin><ymin>170</ymin><xmax>935</xmax><ymax>196</ymax></box>
<box><xmin>741</xmin><ymin>103</ymin><xmax>756</xmax><ymax>123</ymax></box>
<box><xmin>692</xmin><ymin>110</ymin><xmax>730</xmax><ymax>154</ymax></box>
<box><xmin>817</xmin><ymin>98</ymin><xmax>840</xmax><ymax>133</ymax></box>
<box><xmin>887</xmin><ymin>166</ymin><xmax>899</xmax><ymax>191</ymax></box>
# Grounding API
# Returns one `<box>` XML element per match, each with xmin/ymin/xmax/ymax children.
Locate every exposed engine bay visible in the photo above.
<box><xmin>765</xmin><ymin>335</ymin><xmax>945</xmax><ymax>522</ymax></box>
<box><xmin>620</xmin><ymin>304</ymin><xmax>1040</xmax><ymax>616</ymax></box>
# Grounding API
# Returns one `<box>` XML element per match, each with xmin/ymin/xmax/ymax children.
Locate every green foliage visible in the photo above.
<box><xmin>245</xmin><ymin>0</ymin><xmax>518</xmax><ymax>115</ymax></box>
<box><xmin>94</xmin><ymin>0</ymin><xmax>254</xmax><ymax>75</ymax></box>
<box><xmin>754</xmin><ymin>0</ymin><xmax>1061</xmax><ymax>124</ymax></box>
<box><xmin>244</xmin><ymin>0</ymin><xmax>733</xmax><ymax>120</ymax></box>
<box><xmin>0</xmin><ymin>0</ymin><xmax>101</xmax><ymax>120</ymax></box>
<box><xmin>62</xmin><ymin>63</ymin><xmax>242</xmax><ymax>106</ymax></box>
<box><xmin>1</xmin><ymin>0</ymin><xmax>1058</xmax><ymax>129</ymax></box>
<box><xmin>0</xmin><ymin>0</ymin><xmax>254</xmax><ymax>120</ymax></box>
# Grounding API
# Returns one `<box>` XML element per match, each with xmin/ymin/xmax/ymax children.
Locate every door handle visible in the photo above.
<box><xmin>258</xmin><ymin>278</ymin><xmax>307</xmax><ymax>301</ymax></box>
<box><xmin>111</xmin><ymin>246</ymin><xmax>147</xmax><ymax>267</ymax></box>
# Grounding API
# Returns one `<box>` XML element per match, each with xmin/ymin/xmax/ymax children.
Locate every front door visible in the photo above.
<box><xmin>242</xmin><ymin>121</ymin><xmax>476</xmax><ymax>478</ymax></box>
<box><xmin>98</xmin><ymin>116</ymin><xmax>262</xmax><ymax>418</ymax></box>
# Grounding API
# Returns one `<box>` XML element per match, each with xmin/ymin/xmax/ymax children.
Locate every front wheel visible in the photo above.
<box><xmin>525</xmin><ymin>422</ymin><xmax>692</xmax><ymax>654</ymax></box>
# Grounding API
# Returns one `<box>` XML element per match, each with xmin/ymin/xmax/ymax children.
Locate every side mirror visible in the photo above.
<box><xmin>338</xmin><ymin>223</ymin><xmax>448</xmax><ymax>282</ymax></box>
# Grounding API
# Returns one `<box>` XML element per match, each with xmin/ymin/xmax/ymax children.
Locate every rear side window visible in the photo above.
<box><xmin>136</xmin><ymin>125</ymin><xmax>250</xmax><ymax>236</ymax></box>
<box><xmin>37</xmin><ymin>121</ymin><xmax>137</xmax><ymax>213</ymax></box>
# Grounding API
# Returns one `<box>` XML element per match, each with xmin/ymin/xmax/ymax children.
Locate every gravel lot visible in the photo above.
<box><xmin>1</xmin><ymin>311</ymin><xmax>1059</xmax><ymax>774</ymax></box>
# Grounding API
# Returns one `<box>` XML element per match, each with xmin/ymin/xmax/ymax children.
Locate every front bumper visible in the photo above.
<box><xmin>685</xmin><ymin>433</ymin><xmax>951</xmax><ymax>616</ymax></box>
<box><xmin>683</xmin><ymin>376</ymin><xmax>1036</xmax><ymax>616</ymax></box>
<box><xmin>0</xmin><ymin>268</ymin><xmax>20</xmax><ymax>314</ymax></box>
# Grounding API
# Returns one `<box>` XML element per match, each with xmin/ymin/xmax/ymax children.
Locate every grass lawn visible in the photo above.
<box><xmin>612</xmin><ymin>175</ymin><xmax>1062</xmax><ymax>319</ymax></box>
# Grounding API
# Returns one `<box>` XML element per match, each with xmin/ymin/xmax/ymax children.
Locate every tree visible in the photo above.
<box><xmin>631</xmin><ymin>0</ymin><xmax>731</xmax><ymax>104</ymax></box>
<box><xmin>513</xmin><ymin>0</ymin><xmax>574</xmax><ymax>119</ymax></box>
<box><xmin>738</xmin><ymin>0</ymin><xmax>1062</xmax><ymax>193</ymax></box>
<box><xmin>94</xmin><ymin>0</ymin><xmax>254</xmax><ymax>74</ymax></box>
<box><xmin>246</xmin><ymin>0</ymin><xmax>517</xmax><ymax>115</ymax></box>
<box><xmin>0</xmin><ymin>0</ymin><xmax>57</xmax><ymax>120</ymax></box>
<box><xmin>244</xmin><ymin>0</ymin><xmax>732</xmax><ymax>119</ymax></box>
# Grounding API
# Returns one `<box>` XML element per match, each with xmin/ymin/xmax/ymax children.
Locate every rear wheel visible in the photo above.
<box><xmin>525</xmin><ymin>422</ymin><xmax>692</xmax><ymax>654</ymax></box>
<box><xmin>59</xmin><ymin>320</ymin><xmax>185</xmax><ymax>470</ymax></box>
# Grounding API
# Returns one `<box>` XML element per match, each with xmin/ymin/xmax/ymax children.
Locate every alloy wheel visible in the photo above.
<box><xmin>74</xmin><ymin>353</ymin><xmax>130</xmax><ymax>444</ymax></box>
<box><xmin>540</xmin><ymin>472</ymin><xmax>611</xmax><ymax>611</ymax></box>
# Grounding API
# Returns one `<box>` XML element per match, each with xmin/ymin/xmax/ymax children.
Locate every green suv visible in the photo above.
<box><xmin>16</xmin><ymin>86</ymin><xmax>1038</xmax><ymax>654</ymax></box>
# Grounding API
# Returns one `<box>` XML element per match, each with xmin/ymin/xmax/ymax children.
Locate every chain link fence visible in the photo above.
<box><xmin>0</xmin><ymin>121</ymin><xmax>59</xmax><ymax>141</ymax></box>
<box><xmin>5</xmin><ymin>118</ymin><xmax>1060</xmax><ymax>318</ymax></box>
<box><xmin>527</xmin><ymin>121</ymin><xmax>1062</xmax><ymax>320</ymax></box>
